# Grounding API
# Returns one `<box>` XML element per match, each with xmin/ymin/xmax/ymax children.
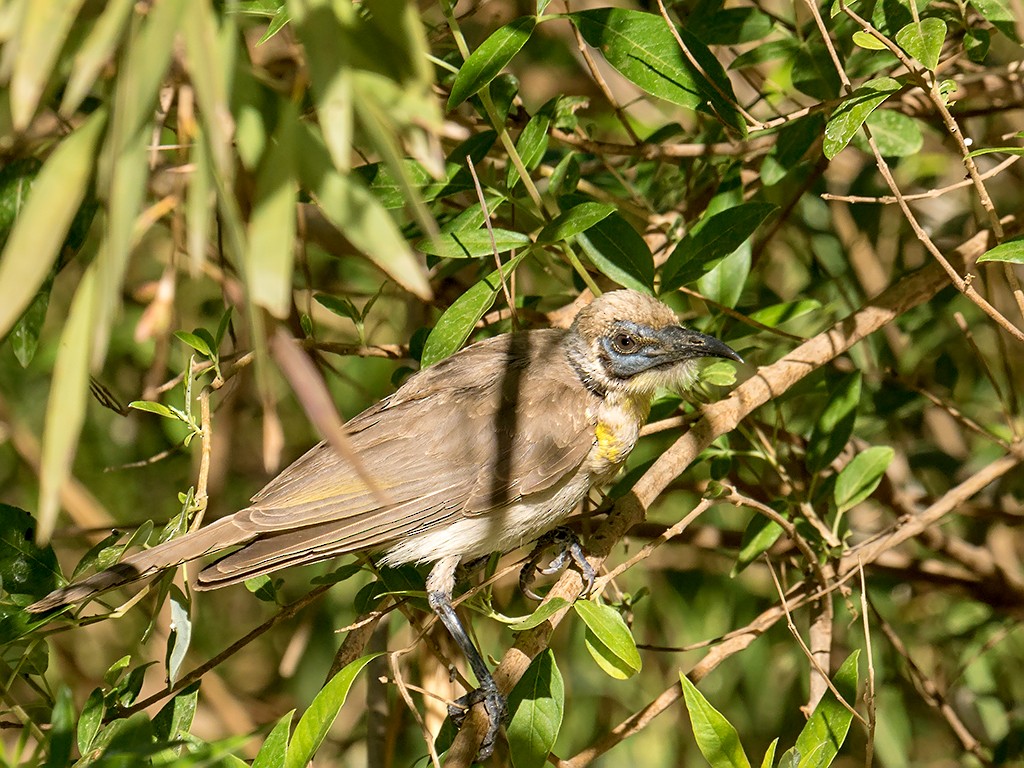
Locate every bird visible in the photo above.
<box><xmin>28</xmin><ymin>288</ymin><xmax>741</xmax><ymax>759</ymax></box>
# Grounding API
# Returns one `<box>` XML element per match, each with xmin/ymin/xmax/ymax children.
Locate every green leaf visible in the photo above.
<box><xmin>686</xmin><ymin>7</ymin><xmax>774</xmax><ymax>45</ymax></box>
<box><xmin>152</xmin><ymin>683</ymin><xmax>199</xmax><ymax>743</ymax></box>
<box><xmin>509</xmin><ymin>598</ymin><xmax>570</xmax><ymax>631</ymax></box>
<box><xmin>680</xmin><ymin>672</ymin><xmax>752</xmax><ymax>768</ymax></box>
<box><xmin>894</xmin><ymin>18</ymin><xmax>946</xmax><ymax>70</ymax></box>
<box><xmin>761</xmin><ymin>738</ymin><xmax>780</xmax><ymax>768</ymax></box>
<box><xmin>748</xmin><ymin>299</ymin><xmax>821</xmax><ymax>329</ymax></box>
<box><xmin>823</xmin><ymin>77</ymin><xmax>901</xmax><ymax>159</ymax></box>
<box><xmin>806</xmin><ymin>372</ymin><xmax>862</xmax><ymax>473</ymax></box>
<box><xmin>0</xmin><ymin>109</ymin><xmax>107</xmax><ymax>340</ymax></box>
<box><xmin>507</xmin><ymin>650</ymin><xmax>564</xmax><ymax>768</ymax></box>
<box><xmin>43</xmin><ymin>686</ymin><xmax>75</xmax><ymax>768</ymax></box>
<box><xmin>174</xmin><ymin>330</ymin><xmax>215</xmax><ymax>359</ymax></box>
<box><xmin>851</xmin><ymin>30</ymin><xmax>887</xmax><ymax>50</ymax></box>
<box><xmin>421</xmin><ymin>252</ymin><xmax>526</xmax><ymax>367</ymax></box>
<box><xmin>507</xmin><ymin>109</ymin><xmax>551</xmax><ymax>188</ymax></box>
<box><xmin>37</xmin><ymin>266</ymin><xmax>99</xmax><ymax>544</ymax></box>
<box><xmin>733</xmin><ymin>514</ymin><xmax>784</xmax><ymax>576</ymax></box>
<box><xmin>60</xmin><ymin>0</ymin><xmax>135</xmax><ymax>116</ymax></box>
<box><xmin>834</xmin><ymin>446</ymin><xmax>894</xmax><ymax>513</ymax></box>
<box><xmin>661</xmin><ymin>203</ymin><xmax>776</xmax><ymax>291</ymax></box>
<box><xmin>859</xmin><ymin>109</ymin><xmax>923</xmax><ymax>157</ymax></box>
<box><xmin>978</xmin><ymin>236</ymin><xmax>1024</xmax><ymax>264</ymax></box>
<box><xmin>77</xmin><ymin>688</ymin><xmax>105</xmax><ymax>755</ymax></box>
<box><xmin>297</xmin><ymin>125</ymin><xmax>431</xmax><ymax>300</ymax></box>
<box><xmin>537</xmin><ymin>202</ymin><xmax>616</xmax><ymax>244</ymax></box>
<box><xmin>285</xmin><ymin>654</ymin><xmax>380</xmax><ymax>768</ymax></box>
<box><xmin>10</xmin><ymin>275</ymin><xmax>52</xmax><ymax>367</ymax></box>
<box><xmin>252</xmin><ymin>710</ymin><xmax>294</xmax><ymax>768</ymax></box>
<box><xmin>576</xmin><ymin>211</ymin><xmax>655</xmax><ymax>293</ymax></box>
<box><xmin>165</xmin><ymin>586</ymin><xmax>192</xmax><ymax>686</ymax></box>
<box><xmin>570</xmin><ymin>8</ymin><xmax>745</xmax><ymax>135</ymax></box>
<box><xmin>416</xmin><ymin>228</ymin><xmax>532</xmax><ymax>259</ymax></box>
<box><xmin>793</xmin><ymin>42</ymin><xmax>840</xmax><ymax>100</ymax></box>
<box><xmin>9</xmin><ymin>0</ymin><xmax>85</xmax><ymax>130</ymax></box>
<box><xmin>448</xmin><ymin>16</ymin><xmax>537</xmax><ymax>109</ymax></box>
<box><xmin>129</xmin><ymin>401</ymin><xmax>180</xmax><ymax>420</ymax></box>
<box><xmin>795</xmin><ymin>651</ymin><xmax>859</xmax><ymax>768</ymax></box>
<box><xmin>969</xmin><ymin>0</ymin><xmax>1019</xmax><ymax>42</ymax></box>
<box><xmin>574</xmin><ymin>600</ymin><xmax>642</xmax><ymax>678</ymax></box>
<box><xmin>246</xmin><ymin>100</ymin><xmax>298</xmax><ymax>319</ymax></box>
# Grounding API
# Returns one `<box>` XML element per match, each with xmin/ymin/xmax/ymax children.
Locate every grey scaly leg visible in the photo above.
<box><xmin>426</xmin><ymin>554</ymin><xmax>506</xmax><ymax>760</ymax></box>
<box><xmin>519</xmin><ymin>527</ymin><xmax>596</xmax><ymax>601</ymax></box>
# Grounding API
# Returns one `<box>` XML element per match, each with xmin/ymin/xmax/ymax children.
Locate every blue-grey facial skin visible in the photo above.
<box><xmin>599</xmin><ymin>321</ymin><xmax>742</xmax><ymax>380</ymax></box>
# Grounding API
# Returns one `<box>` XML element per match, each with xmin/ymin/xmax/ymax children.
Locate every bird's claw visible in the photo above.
<box><xmin>519</xmin><ymin>527</ymin><xmax>596</xmax><ymax>601</ymax></box>
<box><xmin>448</xmin><ymin>680</ymin><xmax>508</xmax><ymax>760</ymax></box>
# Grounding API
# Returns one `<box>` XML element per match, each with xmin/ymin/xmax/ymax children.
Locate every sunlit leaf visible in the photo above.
<box><xmin>823</xmin><ymin>77</ymin><xmax>901</xmax><ymax>159</ymax></box>
<box><xmin>680</xmin><ymin>672</ymin><xmax>752</xmax><ymax>768</ymax></box>
<box><xmin>574</xmin><ymin>600</ymin><xmax>641</xmax><ymax>677</ymax></box>
<box><xmin>978</xmin><ymin>236</ymin><xmax>1024</xmax><ymax>264</ymax></box>
<box><xmin>794</xmin><ymin>651</ymin><xmax>859</xmax><ymax>768</ymax></box>
<box><xmin>448</xmin><ymin>16</ymin><xmax>537</xmax><ymax>109</ymax></box>
<box><xmin>894</xmin><ymin>18</ymin><xmax>946</xmax><ymax>70</ymax></box>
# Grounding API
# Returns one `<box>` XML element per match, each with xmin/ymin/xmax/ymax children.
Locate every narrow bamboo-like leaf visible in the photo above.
<box><xmin>37</xmin><ymin>267</ymin><xmax>99</xmax><ymax>543</ymax></box>
<box><xmin>0</xmin><ymin>109</ymin><xmax>106</xmax><ymax>339</ymax></box>
<box><xmin>252</xmin><ymin>710</ymin><xmax>294</xmax><ymax>768</ymax></box>
<box><xmin>969</xmin><ymin>0</ymin><xmax>1019</xmax><ymax>41</ymax></box>
<box><xmin>978</xmin><ymin>236</ymin><xmax>1024</xmax><ymax>264</ymax></box>
<box><xmin>421</xmin><ymin>252</ymin><xmax>526</xmax><ymax>366</ymax></box>
<box><xmin>284</xmin><ymin>654</ymin><xmax>380</xmax><ymax>768</ymax></box>
<box><xmin>576</xmin><ymin>211</ymin><xmax>655</xmax><ymax>293</ymax></box>
<box><xmin>806</xmin><ymin>372</ymin><xmax>862</xmax><ymax>473</ymax></box>
<box><xmin>298</xmin><ymin>126</ymin><xmax>431</xmax><ymax>299</ymax></box>
<box><xmin>661</xmin><ymin>202</ymin><xmax>776</xmax><ymax>291</ymax></box>
<box><xmin>60</xmin><ymin>0</ymin><xmax>135</xmax><ymax>116</ymax></box>
<box><xmin>537</xmin><ymin>202</ymin><xmax>616</xmax><ymax>244</ymax></box>
<box><xmin>507</xmin><ymin>650</ymin><xmax>564</xmax><ymax>768</ymax></box>
<box><xmin>42</xmin><ymin>686</ymin><xmax>75</xmax><ymax>768</ymax></box>
<box><xmin>187</xmin><ymin>127</ymin><xmax>215</xmax><ymax>275</ymax></box>
<box><xmin>509</xmin><ymin>598</ymin><xmax>570</xmax><ymax>631</ymax></box>
<box><xmin>10</xmin><ymin>0</ymin><xmax>85</xmax><ymax>129</ymax></box>
<box><xmin>794</xmin><ymin>651</ymin><xmax>859</xmax><ymax>768</ymax></box>
<box><xmin>823</xmin><ymin>77</ymin><xmax>901</xmax><ymax>159</ymax></box>
<box><xmin>416</xmin><ymin>228</ymin><xmax>531</xmax><ymax>259</ymax></box>
<box><xmin>680</xmin><ymin>672</ymin><xmax>752</xmax><ymax>768</ymax></box>
<box><xmin>894</xmin><ymin>18</ymin><xmax>946</xmax><ymax>70</ymax></box>
<box><xmin>246</xmin><ymin>101</ymin><xmax>298</xmax><ymax>319</ymax></box>
<box><xmin>182</xmin><ymin>0</ymin><xmax>236</xmax><ymax>175</ymax></box>
<box><xmin>570</xmin><ymin>8</ymin><xmax>745</xmax><ymax>134</ymax></box>
<box><xmin>448</xmin><ymin>16</ymin><xmax>537</xmax><ymax>109</ymax></box>
<box><xmin>574</xmin><ymin>600</ymin><xmax>642</xmax><ymax>675</ymax></box>
<box><xmin>834</xmin><ymin>447</ymin><xmax>894</xmax><ymax>513</ymax></box>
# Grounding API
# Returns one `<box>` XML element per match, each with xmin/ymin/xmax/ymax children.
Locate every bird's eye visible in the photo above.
<box><xmin>611</xmin><ymin>332</ymin><xmax>639</xmax><ymax>354</ymax></box>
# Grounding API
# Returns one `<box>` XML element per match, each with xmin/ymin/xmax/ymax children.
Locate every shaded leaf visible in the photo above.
<box><xmin>969</xmin><ymin>0</ymin><xmax>1019</xmax><ymax>42</ymax></box>
<box><xmin>662</xmin><ymin>203</ymin><xmax>776</xmax><ymax>291</ymax></box>
<box><xmin>859</xmin><ymin>109</ymin><xmax>923</xmax><ymax>157</ymax></box>
<box><xmin>576</xmin><ymin>211</ymin><xmax>655</xmax><ymax>293</ymax></box>
<box><xmin>43</xmin><ymin>686</ymin><xmax>75</xmax><ymax>768</ymax></box>
<box><xmin>570</xmin><ymin>8</ymin><xmax>745</xmax><ymax>134</ymax></box>
<box><xmin>507</xmin><ymin>650</ymin><xmax>564</xmax><ymax>768</ymax></box>
<box><xmin>507</xmin><ymin>109</ymin><xmax>551</xmax><ymax>188</ymax></box>
<box><xmin>806</xmin><ymin>372</ymin><xmax>862</xmax><ymax>473</ymax></box>
<box><xmin>421</xmin><ymin>252</ymin><xmax>526</xmax><ymax>366</ymax></box>
<box><xmin>733</xmin><ymin>514</ymin><xmax>784</xmax><ymax>576</ymax></box>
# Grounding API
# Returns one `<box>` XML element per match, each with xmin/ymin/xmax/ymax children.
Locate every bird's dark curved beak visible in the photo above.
<box><xmin>659</xmin><ymin>326</ymin><xmax>743</xmax><ymax>364</ymax></box>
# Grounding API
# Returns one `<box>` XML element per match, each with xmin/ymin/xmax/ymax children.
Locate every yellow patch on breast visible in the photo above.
<box><xmin>594</xmin><ymin>421</ymin><xmax>625</xmax><ymax>463</ymax></box>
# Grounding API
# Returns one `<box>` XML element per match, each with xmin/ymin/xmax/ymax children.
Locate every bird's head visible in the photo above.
<box><xmin>566</xmin><ymin>290</ymin><xmax>742</xmax><ymax>397</ymax></box>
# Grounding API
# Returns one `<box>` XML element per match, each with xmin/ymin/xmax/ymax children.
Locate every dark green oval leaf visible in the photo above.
<box><xmin>807</xmin><ymin>372</ymin><xmax>862</xmax><ymax>473</ymax></box>
<box><xmin>575</xmin><ymin>211</ymin><xmax>655</xmax><ymax>293</ymax></box>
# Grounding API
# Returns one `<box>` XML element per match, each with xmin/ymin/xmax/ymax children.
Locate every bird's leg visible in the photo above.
<box><xmin>426</xmin><ymin>555</ymin><xmax>506</xmax><ymax>760</ymax></box>
<box><xmin>519</xmin><ymin>527</ymin><xmax>596</xmax><ymax>601</ymax></box>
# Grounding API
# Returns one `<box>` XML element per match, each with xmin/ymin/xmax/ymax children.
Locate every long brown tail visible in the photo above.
<box><xmin>27</xmin><ymin>517</ymin><xmax>251</xmax><ymax>613</ymax></box>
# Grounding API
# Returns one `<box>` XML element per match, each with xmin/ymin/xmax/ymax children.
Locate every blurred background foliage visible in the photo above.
<box><xmin>0</xmin><ymin>0</ymin><xmax>1022</xmax><ymax>765</ymax></box>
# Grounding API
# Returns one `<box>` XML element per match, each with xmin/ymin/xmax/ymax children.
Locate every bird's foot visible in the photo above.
<box><xmin>519</xmin><ymin>527</ymin><xmax>596</xmax><ymax>601</ymax></box>
<box><xmin>448</xmin><ymin>678</ymin><xmax>508</xmax><ymax>760</ymax></box>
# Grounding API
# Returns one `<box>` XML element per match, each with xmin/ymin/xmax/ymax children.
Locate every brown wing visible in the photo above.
<box><xmin>197</xmin><ymin>328</ymin><xmax>599</xmax><ymax>586</ymax></box>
